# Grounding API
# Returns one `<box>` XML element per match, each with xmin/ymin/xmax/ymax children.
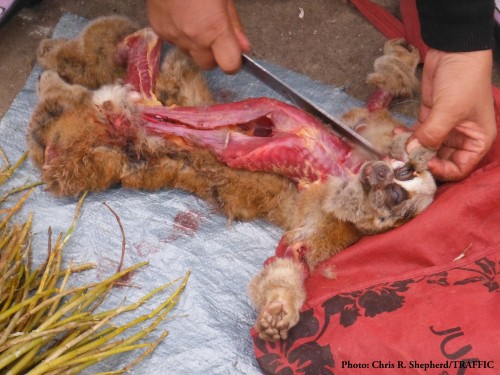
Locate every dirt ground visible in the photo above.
<box><xmin>0</xmin><ymin>0</ymin><xmax>499</xmax><ymax>120</ymax></box>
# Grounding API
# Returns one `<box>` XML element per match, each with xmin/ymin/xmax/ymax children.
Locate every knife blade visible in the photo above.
<box><xmin>241</xmin><ymin>54</ymin><xmax>383</xmax><ymax>157</ymax></box>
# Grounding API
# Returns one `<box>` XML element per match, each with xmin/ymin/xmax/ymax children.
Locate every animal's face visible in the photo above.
<box><xmin>323</xmin><ymin>157</ymin><xmax>436</xmax><ymax>234</ymax></box>
<box><xmin>356</xmin><ymin>159</ymin><xmax>436</xmax><ymax>233</ymax></box>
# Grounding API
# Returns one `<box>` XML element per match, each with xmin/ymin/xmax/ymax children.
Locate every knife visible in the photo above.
<box><xmin>241</xmin><ymin>54</ymin><xmax>383</xmax><ymax>157</ymax></box>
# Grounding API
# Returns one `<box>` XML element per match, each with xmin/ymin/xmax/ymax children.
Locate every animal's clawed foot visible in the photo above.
<box><xmin>249</xmin><ymin>258</ymin><xmax>306</xmax><ymax>341</ymax></box>
<box><xmin>367</xmin><ymin>38</ymin><xmax>420</xmax><ymax>98</ymax></box>
<box><xmin>37</xmin><ymin>70</ymin><xmax>66</xmax><ymax>96</ymax></box>
<box><xmin>255</xmin><ymin>292</ymin><xmax>300</xmax><ymax>341</ymax></box>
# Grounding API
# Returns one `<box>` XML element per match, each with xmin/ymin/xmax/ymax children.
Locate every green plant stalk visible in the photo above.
<box><xmin>5</xmin><ymin>344</ymin><xmax>41</xmax><ymax>375</ymax></box>
<box><xmin>0</xmin><ymin>289</ymin><xmax>56</xmax><ymax>324</ymax></box>
<box><xmin>0</xmin><ymin>275</ymin><xmax>30</xmax><ymax>346</ymax></box>
<box><xmin>38</xmin><ymin>271</ymin><xmax>189</xmax><ymax>372</ymax></box>
<box><xmin>24</xmin><ymin>191</ymin><xmax>85</xmax><ymax>321</ymax></box>
<box><xmin>0</xmin><ymin>146</ymin><xmax>10</xmax><ymax>174</ymax></box>
<box><xmin>23</xmin><ymin>238</ymin><xmax>65</xmax><ymax>333</ymax></box>
<box><xmin>0</xmin><ymin>227</ymin><xmax>16</xmax><ymax>259</ymax></box>
<box><xmin>29</xmin><ymin>343</ymin><xmax>151</xmax><ymax>375</ymax></box>
<box><xmin>0</xmin><ymin>250</ymin><xmax>23</xmax><ymax>314</ymax></box>
<box><xmin>0</xmin><ymin>247</ymin><xmax>28</xmax><ymax>290</ymax></box>
<box><xmin>44</xmin><ymin>360</ymin><xmax>107</xmax><ymax>375</ymax></box>
<box><xmin>43</xmin><ymin>278</ymin><xmax>176</xmax><ymax>362</ymax></box>
<box><xmin>70</xmin><ymin>342</ymin><xmax>152</xmax><ymax>366</ymax></box>
<box><xmin>0</xmin><ymin>152</ymin><xmax>28</xmax><ymax>185</ymax></box>
<box><xmin>17</xmin><ymin>274</ymin><xmax>101</xmax><ymax>329</ymax></box>
<box><xmin>0</xmin><ymin>322</ymin><xmax>96</xmax><ymax>353</ymax></box>
<box><xmin>121</xmin><ymin>330</ymin><xmax>169</xmax><ymax>373</ymax></box>
<box><xmin>0</xmin><ymin>229</ymin><xmax>19</xmax><ymax>278</ymax></box>
<box><xmin>49</xmin><ymin>312</ymin><xmax>94</xmax><ymax>330</ymax></box>
<box><xmin>0</xmin><ymin>188</ymin><xmax>35</xmax><ymax>231</ymax></box>
<box><xmin>31</xmin><ymin>233</ymin><xmax>61</xmax><ymax>309</ymax></box>
<box><xmin>0</xmin><ymin>336</ymin><xmax>50</xmax><ymax>370</ymax></box>
<box><xmin>15</xmin><ymin>285</ymin><xmax>94</xmax><ymax>331</ymax></box>
<box><xmin>70</xmin><ymin>279</ymin><xmax>114</xmax><ymax>319</ymax></box>
<box><xmin>36</xmin><ymin>262</ymin><xmax>148</xmax><ymax>331</ymax></box>
<box><xmin>83</xmin><ymin>297</ymin><xmax>172</xmax><ymax>359</ymax></box>
<box><xmin>0</xmin><ymin>182</ymin><xmax>44</xmax><ymax>206</ymax></box>
<box><xmin>48</xmin><ymin>261</ymin><xmax>72</xmax><ymax>318</ymax></box>
<box><xmin>32</xmin><ymin>275</ymin><xmax>188</xmax><ymax>368</ymax></box>
<box><xmin>60</xmin><ymin>192</ymin><xmax>87</xmax><ymax>248</ymax></box>
<box><xmin>19</xmin><ymin>262</ymin><xmax>95</xmax><ymax>303</ymax></box>
<box><xmin>68</xmin><ymin>326</ymin><xmax>116</xmax><ymax>351</ymax></box>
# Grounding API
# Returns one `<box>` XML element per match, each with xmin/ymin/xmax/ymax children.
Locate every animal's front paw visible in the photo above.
<box><xmin>37</xmin><ymin>70</ymin><xmax>66</xmax><ymax>97</ymax></box>
<box><xmin>367</xmin><ymin>38</ymin><xmax>420</xmax><ymax>97</ymax></box>
<box><xmin>255</xmin><ymin>290</ymin><xmax>300</xmax><ymax>341</ymax></box>
<box><xmin>391</xmin><ymin>131</ymin><xmax>436</xmax><ymax>172</ymax></box>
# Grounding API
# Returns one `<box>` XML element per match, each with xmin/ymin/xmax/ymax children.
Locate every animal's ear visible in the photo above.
<box><xmin>36</xmin><ymin>38</ymin><xmax>68</xmax><ymax>70</ymax></box>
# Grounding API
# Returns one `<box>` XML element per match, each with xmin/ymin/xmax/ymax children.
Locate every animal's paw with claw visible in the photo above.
<box><xmin>248</xmin><ymin>258</ymin><xmax>306</xmax><ymax>341</ymax></box>
<box><xmin>255</xmin><ymin>291</ymin><xmax>300</xmax><ymax>341</ymax></box>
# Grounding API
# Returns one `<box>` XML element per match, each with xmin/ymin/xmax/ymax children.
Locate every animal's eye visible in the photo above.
<box><xmin>395</xmin><ymin>164</ymin><xmax>415</xmax><ymax>181</ymax></box>
<box><xmin>386</xmin><ymin>183</ymin><xmax>408</xmax><ymax>207</ymax></box>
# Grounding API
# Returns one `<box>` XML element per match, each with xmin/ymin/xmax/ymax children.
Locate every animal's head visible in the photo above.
<box><xmin>36</xmin><ymin>16</ymin><xmax>137</xmax><ymax>89</ymax></box>
<box><xmin>27</xmin><ymin>72</ymin><xmax>152</xmax><ymax>196</ymax></box>
<box><xmin>323</xmin><ymin>155</ymin><xmax>436</xmax><ymax>234</ymax></box>
<box><xmin>356</xmin><ymin>158</ymin><xmax>436</xmax><ymax>232</ymax></box>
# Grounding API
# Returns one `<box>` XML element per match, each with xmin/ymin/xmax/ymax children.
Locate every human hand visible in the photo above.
<box><xmin>408</xmin><ymin>49</ymin><xmax>497</xmax><ymax>181</ymax></box>
<box><xmin>145</xmin><ymin>0</ymin><xmax>251</xmax><ymax>73</ymax></box>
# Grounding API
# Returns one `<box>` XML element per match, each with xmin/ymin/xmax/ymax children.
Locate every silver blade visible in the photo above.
<box><xmin>242</xmin><ymin>54</ymin><xmax>383</xmax><ymax>157</ymax></box>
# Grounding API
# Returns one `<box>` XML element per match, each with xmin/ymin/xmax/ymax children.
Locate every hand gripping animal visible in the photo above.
<box><xmin>28</xmin><ymin>17</ymin><xmax>436</xmax><ymax>341</ymax></box>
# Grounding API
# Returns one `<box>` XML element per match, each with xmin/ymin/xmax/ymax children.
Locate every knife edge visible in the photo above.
<box><xmin>241</xmin><ymin>54</ymin><xmax>383</xmax><ymax>158</ymax></box>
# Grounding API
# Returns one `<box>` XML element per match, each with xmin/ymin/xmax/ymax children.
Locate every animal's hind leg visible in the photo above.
<box><xmin>248</xmin><ymin>258</ymin><xmax>306</xmax><ymax>341</ymax></box>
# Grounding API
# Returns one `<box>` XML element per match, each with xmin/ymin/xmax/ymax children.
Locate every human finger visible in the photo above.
<box><xmin>211</xmin><ymin>31</ymin><xmax>243</xmax><ymax>73</ymax></box>
<box><xmin>189</xmin><ymin>47</ymin><xmax>217</xmax><ymax>70</ymax></box>
<box><xmin>428</xmin><ymin>150</ymin><xmax>480</xmax><ymax>181</ymax></box>
<box><xmin>409</xmin><ymin>106</ymin><xmax>457</xmax><ymax>151</ymax></box>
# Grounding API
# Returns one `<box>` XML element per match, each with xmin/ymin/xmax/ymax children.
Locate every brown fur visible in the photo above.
<box><xmin>37</xmin><ymin>16</ymin><xmax>138</xmax><ymax>89</ymax></box>
<box><xmin>366</xmin><ymin>38</ymin><xmax>420</xmax><ymax>97</ymax></box>
<box><xmin>36</xmin><ymin>15</ymin><xmax>214</xmax><ymax>106</ymax></box>
<box><xmin>156</xmin><ymin>49</ymin><xmax>215</xmax><ymax>106</ymax></box>
<box><xmin>29</xmin><ymin>18</ymin><xmax>435</xmax><ymax>342</ymax></box>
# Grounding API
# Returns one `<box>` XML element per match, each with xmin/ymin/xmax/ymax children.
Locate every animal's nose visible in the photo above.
<box><xmin>373</xmin><ymin>163</ymin><xmax>390</xmax><ymax>182</ymax></box>
<box><xmin>362</xmin><ymin>161</ymin><xmax>394</xmax><ymax>187</ymax></box>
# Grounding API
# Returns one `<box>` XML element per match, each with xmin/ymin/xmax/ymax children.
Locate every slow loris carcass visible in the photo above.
<box><xmin>28</xmin><ymin>16</ymin><xmax>436</xmax><ymax>342</ymax></box>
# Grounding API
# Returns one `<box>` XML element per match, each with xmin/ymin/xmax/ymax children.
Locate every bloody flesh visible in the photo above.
<box><xmin>142</xmin><ymin>98</ymin><xmax>367</xmax><ymax>184</ymax></box>
<box><xmin>122</xmin><ymin>28</ymin><xmax>372</xmax><ymax>186</ymax></box>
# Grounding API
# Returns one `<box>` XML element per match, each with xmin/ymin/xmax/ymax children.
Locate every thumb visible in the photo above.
<box><xmin>409</xmin><ymin>109</ymin><xmax>456</xmax><ymax>151</ymax></box>
<box><xmin>212</xmin><ymin>31</ymin><xmax>243</xmax><ymax>74</ymax></box>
